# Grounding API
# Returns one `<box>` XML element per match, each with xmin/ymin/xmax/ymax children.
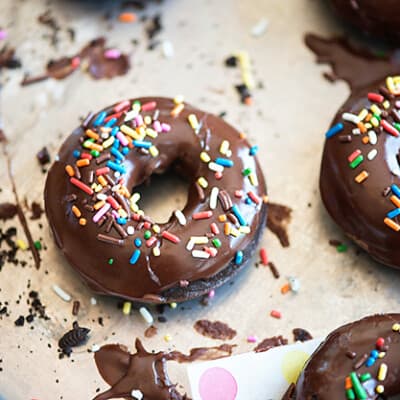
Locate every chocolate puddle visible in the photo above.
<box><xmin>266</xmin><ymin>202</ymin><xmax>292</xmax><ymax>247</ymax></box>
<box><xmin>305</xmin><ymin>33</ymin><xmax>400</xmax><ymax>91</ymax></box>
<box><xmin>94</xmin><ymin>339</ymin><xmax>236</xmax><ymax>400</ymax></box>
<box><xmin>22</xmin><ymin>37</ymin><xmax>130</xmax><ymax>86</ymax></box>
<box><xmin>253</xmin><ymin>335</ymin><xmax>288</xmax><ymax>353</ymax></box>
<box><xmin>193</xmin><ymin>319</ymin><xmax>237</xmax><ymax>340</ymax></box>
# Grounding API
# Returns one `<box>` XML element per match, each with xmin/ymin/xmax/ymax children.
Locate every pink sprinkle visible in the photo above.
<box><xmin>135</xmin><ymin>115</ymin><xmax>143</xmax><ymax>127</ymax></box>
<box><xmin>153</xmin><ymin>120</ymin><xmax>162</xmax><ymax>132</ymax></box>
<box><xmin>111</xmin><ymin>210</ymin><xmax>120</xmax><ymax>219</ymax></box>
<box><xmin>132</xmin><ymin>213</ymin><xmax>141</xmax><ymax>221</ymax></box>
<box><xmin>116</xmin><ymin>131</ymin><xmax>129</xmax><ymax>147</ymax></box>
<box><xmin>395</xmin><ymin>101</ymin><xmax>400</xmax><ymax>109</ymax></box>
<box><xmin>0</xmin><ymin>30</ymin><xmax>8</xmax><ymax>41</ymax></box>
<box><xmin>270</xmin><ymin>310</ymin><xmax>282</xmax><ymax>319</ymax></box>
<box><xmin>143</xmin><ymin>221</ymin><xmax>151</xmax><ymax>229</ymax></box>
<box><xmin>204</xmin><ymin>247</ymin><xmax>217</xmax><ymax>257</ymax></box>
<box><xmin>234</xmin><ymin>190</ymin><xmax>243</xmax><ymax>198</ymax></box>
<box><xmin>141</xmin><ymin>101</ymin><xmax>157</xmax><ymax>112</ymax></box>
<box><xmin>208</xmin><ymin>289</ymin><xmax>215</xmax><ymax>298</ymax></box>
<box><xmin>93</xmin><ymin>203</ymin><xmax>111</xmax><ymax>223</ymax></box>
<box><xmin>104</xmin><ymin>49</ymin><xmax>122</xmax><ymax>59</ymax></box>
<box><xmin>193</xmin><ymin>211</ymin><xmax>213</xmax><ymax>220</ymax></box>
<box><xmin>71</xmin><ymin>56</ymin><xmax>80</xmax><ymax>69</ymax></box>
<box><xmin>215</xmin><ymin>172</ymin><xmax>223</xmax><ymax>180</ymax></box>
<box><xmin>247</xmin><ymin>335</ymin><xmax>258</xmax><ymax>343</ymax></box>
<box><xmin>146</xmin><ymin>237</ymin><xmax>157</xmax><ymax>247</ymax></box>
<box><xmin>161</xmin><ymin>123</ymin><xmax>171</xmax><ymax>132</ymax></box>
<box><xmin>114</xmin><ymin>100</ymin><xmax>130</xmax><ymax>113</ymax></box>
<box><xmin>210</xmin><ymin>223</ymin><xmax>219</xmax><ymax>235</ymax></box>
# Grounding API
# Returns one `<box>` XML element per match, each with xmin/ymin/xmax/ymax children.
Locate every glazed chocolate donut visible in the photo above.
<box><xmin>320</xmin><ymin>76</ymin><xmax>400</xmax><ymax>268</ymax></box>
<box><xmin>329</xmin><ymin>0</ymin><xmax>400</xmax><ymax>43</ymax></box>
<box><xmin>282</xmin><ymin>313</ymin><xmax>400</xmax><ymax>399</ymax></box>
<box><xmin>45</xmin><ymin>97</ymin><xmax>267</xmax><ymax>303</ymax></box>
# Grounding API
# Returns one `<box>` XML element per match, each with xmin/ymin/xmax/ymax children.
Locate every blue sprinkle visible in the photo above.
<box><xmin>249</xmin><ymin>145</ymin><xmax>259</xmax><ymax>156</ymax></box>
<box><xmin>325</xmin><ymin>123</ymin><xmax>344</xmax><ymax>138</ymax></box>
<box><xmin>105</xmin><ymin>117</ymin><xmax>117</xmax><ymax>128</ymax></box>
<box><xmin>215</xmin><ymin>157</ymin><xmax>234</xmax><ymax>168</ymax></box>
<box><xmin>107</xmin><ymin>161</ymin><xmax>126</xmax><ymax>174</ymax></box>
<box><xmin>121</xmin><ymin>147</ymin><xmax>130</xmax><ymax>155</ymax></box>
<box><xmin>133</xmin><ymin>140</ymin><xmax>152</xmax><ymax>149</ymax></box>
<box><xmin>370</xmin><ymin>350</ymin><xmax>379</xmax><ymax>359</ymax></box>
<box><xmin>112</xmin><ymin>139</ymin><xmax>120</xmax><ymax>149</ymax></box>
<box><xmin>134</xmin><ymin>238</ymin><xmax>142</xmax><ymax>247</ymax></box>
<box><xmin>93</xmin><ymin>111</ymin><xmax>107</xmax><ymax>127</ymax></box>
<box><xmin>111</xmin><ymin>147</ymin><xmax>125</xmax><ymax>161</ymax></box>
<box><xmin>111</xmin><ymin>127</ymin><xmax>119</xmax><ymax>137</ymax></box>
<box><xmin>129</xmin><ymin>249</ymin><xmax>141</xmax><ymax>265</ymax></box>
<box><xmin>117</xmin><ymin>217</ymin><xmax>127</xmax><ymax>225</ymax></box>
<box><xmin>245</xmin><ymin>197</ymin><xmax>252</xmax><ymax>205</ymax></box>
<box><xmin>365</xmin><ymin>357</ymin><xmax>376</xmax><ymax>367</ymax></box>
<box><xmin>231</xmin><ymin>204</ymin><xmax>247</xmax><ymax>226</ymax></box>
<box><xmin>235</xmin><ymin>251</ymin><xmax>243</xmax><ymax>265</ymax></box>
<box><xmin>391</xmin><ymin>184</ymin><xmax>400</xmax><ymax>198</ymax></box>
<box><xmin>73</xmin><ymin>150</ymin><xmax>81</xmax><ymax>158</ymax></box>
<box><xmin>387</xmin><ymin>208</ymin><xmax>400</xmax><ymax>219</ymax></box>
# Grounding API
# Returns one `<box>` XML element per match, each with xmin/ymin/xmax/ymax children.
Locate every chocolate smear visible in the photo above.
<box><xmin>266</xmin><ymin>202</ymin><xmax>292</xmax><ymax>247</ymax></box>
<box><xmin>30</xmin><ymin>202</ymin><xmax>43</xmax><ymax>220</ymax></box>
<box><xmin>254</xmin><ymin>335</ymin><xmax>288</xmax><ymax>353</ymax></box>
<box><xmin>58</xmin><ymin>321</ymin><xmax>90</xmax><ymax>357</ymax></box>
<box><xmin>144</xmin><ymin>325</ymin><xmax>158</xmax><ymax>338</ymax></box>
<box><xmin>167</xmin><ymin>343</ymin><xmax>236</xmax><ymax>363</ymax></box>
<box><xmin>0</xmin><ymin>46</ymin><xmax>21</xmax><ymax>69</ymax></box>
<box><xmin>194</xmin><ymin>320</ymin><xmax>237</xmax><ymax>341</ymax></box>
<box><xmin>305</xmin><ymin>33</ymin><xmax>400</xmax><ymax>92</ymax></box>
<box><xmin>293</xmin><ymin>328</ymin><xmax>313</xmax><ymax>342</ymax></box>
<box><xmin>0</xmin><ymin>203</ymin><xmax>17</xmax><ymax>220</ymax></box>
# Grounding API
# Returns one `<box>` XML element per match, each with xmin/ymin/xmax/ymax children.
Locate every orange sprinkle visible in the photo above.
<box><xmin>218</xmin><ymin>214</ymin><xmax>227</xmax><ymax>222</ymax></box>
<box><xmin>365</xmin><ymin>113</ymin><xmax>372</xmax><ymax>122</ymax></box>
<box><xmin>244</xmin><ymin>97</ymin><xmax>253</xmax><ymax>106</ymax></box>
<box><xmin>72</xmin><ymin>205</ymin><xmax>81</xmax><ymax>218</ymax></box>
<box><xmin>118</xmin><ymin>12</ymin><xmax>137</xmax><ymax>23</ymax></box>
<box><xmin>357</xmin><ymin>122</ymin><xmax>367</xmax><ymax>134</ymax></box>
<box><xmin>79</xmin><ymin>218</ymin><xmax>87</xmax><ymax>226</ymax></box>
<box><xmin>362</xmin><ymin>136</ymin><xmax>369</xmax><ymax>144</ymax></box>
<box><xmin>171</xmin><ymin>103</ymin><xmax>184</xmax><ymax>117</ymax></box>
<box><xmin>89</xmin><ymin>143</ymin><xmax>103</xmax><ymax>152</ymax></box>
<box><xmin>65</xmin><ymin>165</ymin><xmax>75</xmax><ymax>177</ymax></box>
<box><xmin>85</xmin><ymin>129</ymin><xmax>99</xmax><ymax>140</ymax></box>
<box><xmin>384</xmin><ymin>217</ymin><xmax>400</xmax><ymax>232</ymax></box>
<box><xmin>262</xmin><ymin>195</ymin><xmax>269</xmax><ymax>204</ymax></box>
<box><xmin>391</xmin><ymin>195</ymin><xmax>400</xmax><ymax>208</ymax></box>
<box><xmin>354</xmin><ymin>170</ymin><xmax>369</xmax><ymax>183</ymax></box>
<box><xmin>224</xmin><ymin>222</ymin><xmax>231</xmax><ymax>235</ymax></box>
<box><xmin>76</xmin><ymin>159</ymin><xmax>90</xmax><ymax>167</ymax></box>
<box><xmin>345</xmin><ymin>376</ymin><xmax>352</xmax><ymax>390</ymax></box>
<box><xmin>280</xmin><ymin>283</ymin><xmax>290</xmax><ymax>294</ymax></box>
<box><xmin>94</xmin><ymin>200</ymin><xmax>105</xmax><ymax>210</ymax></box>
<box><xmin>239</xmin><ymin>132</ymin><xmax>247</xmax><ymax>139</ymax></box>
<box><xmin>97</xmin><ymin>175</ymin><xmax>107</xmax><ymax>187</ymax></box>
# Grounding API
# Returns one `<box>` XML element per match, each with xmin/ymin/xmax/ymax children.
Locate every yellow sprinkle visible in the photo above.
<box><xmin>169</xmin><ymin>302</ymin><xmax>177</xmax><ymax>309</ymax></box>
<box><xmin>200</xmin><ymin>152</ymin><xmax>211</xmax><ymax>163</ymax></box>
<box><xmin>249</xmin><ymin>173</ymin><xmax>259</xmax><ymax>187</ymax></box>
<box><xmin>16</xmin><ymin>239</ymin><xmax>28</xmax><ymax>250</ymax></box>
<box><xmin>383</xmin><ymin>100</ymin><xmax>390</xmax><ymax>109</ymax></box>
<box><xmin>91</xmin><ymin>183</ymin><xmax>97</xmax><ymax>189</ymax></box>
<box><xmin>218</xmin><ymin>214</ymin><xmax>227</xmax><ymax>222</ymax></box>
<box><xmin>118</xmin><ymin>209</ymin><xmax>128</xmax><ymax>218</ymax></box>
<box><xmin>378</xmin><ymin>352</ymin><xmax>386</xmax><ymax>359</ymax></box>
<box><xmin>136</xmin><ymin>126</ymin><xmax>146</xmax><ymax>139</ymax></box>
<box><xmin>364</xmin><ymin>122</ymin><xmax>372</xmax><ymax>129</ymax></box>
<box><xmin>79</xmin><ymin>218</ymin><xmax>87</xmax><ymax>226</ymax></box>
<box><xmin>122</xmin><ymin>301</ymin><xmax>132</xmax><ymax>315</ymax></box>
<box><xmin>97</xmin><ymin>175</ymin><xmax>107</xmax><ymax>187</ymax></box>
<box><xmin>164</xmin><ymin>334</ymin><xmax>172</xmax><ymax>342</ymax></box>
<box><xmin>152</xmin><ymin>247</ymin><xmax>160</xmax><ymax>257</ymax></box>
<box><xmin>370</xmin><ymin>104</ymin><xmax>381</xmax><ymax>115</ymax></box>
<box><xmin>242</xmin><ymin>70</ymin><xmax>254</xmax><ymax>90</ymax></box>
<box><xmin>219</xmin><ymin>140</ymin><xmax>230</xmax><ymax>155</ymax></box>
<box><xmin>137</xmin><ymin>210</ymin><xmax>144</xmax><ymax>217</ymax></box>
<box><xmin>358</xmin><ymin>108</ymin><xmax>368</xmax><ymax>121</ymax></box>
<box><xmin>94</xmin><ymin>201</ymin><xmax>105</xmax><ymax>210</ymax></box>
<box><xmin>355</xmin><ymin>170</ymin><xmax>369</xmax><ymax>184</ymax></box>
<box><xmin>121</xmin><ymin>124</ymin><xmax>141</xmax><ymax>140</ymax></box>
<box><xmin>144</xmin><ymin>115</ymin><xmax>152</xmax><ymax>125</ymax></box>
<box><xmin>145</xmin><ymin>128</ymin><xmax>158</xmax><ymax>138</ymax></box>
<box><xmin>171</xmin><ymin>103</ymin><xmax>184</xmax><ymax>117</ymax></box>
<box><xmin>130</xmin><ymin>203</ymin><xmax>139</xmax><ymax>212</ymax></box>
<box><xmin>230</xmin><ymin>227</ymin><xmax>240</xmax><ymax>237</ymax></box>
<box><xmin>174</xmin><ymin>95</ymin><xmax>184</xmax><ymax>104</ymax></box>
<box><xmin>197</xmin><ymin>177</ymin><xmax>208</xmax><ymax>188</ymax></box>
<box><xmin>152</xmin><ymin>224</ymin><xmax>160</xmax><ymax>234</ymax></box>
<box><xmin>239</xmin><ymin>226</ymin><xmax>251</xmax><ymax>234</ymax></box>
<box><xmin>130</xmin><ymin>193</ymin><xmax>141</xmax><ymax>203</ymax></box>
<box><xmin>72</xmin><ymin>205</ymin><xmax>82</xmax><ymax>218</ymax></box>
<box><xmin>378</xmin><ymin>363</ymin><xmax>388</xmax><ymax>381</ymax></box>
<box><xmin>392</xmin><ymin>323</ymin><xmax>400</xmax><ymax>331</ymax></box>
<box><xmin>94</xmin><ymin>184</ymin><xmax>103</xmax><ymax>193</ymax></box>
<box><xmin>376</xmin><ymin>385</ymin><xmax>384</xmax><ymax>394</ymax></box>
<box><xmin>149</xmin><ymin>146</ymin><xmax>159</xmax><ymax>157</ymax></box>
<box><xmin>387</xmin><ymin>76</ymin><xmax>395</xmax><ymax>93</ymax></box>
<box><xmin>102</xmin><ymin>136</ymin><xmax>115</xmax><ymax>148</ymax></box>
<box><xmin>188</xmin><ymin>114</ymin><xmax>199</xmax><ymax>131</ymax></box>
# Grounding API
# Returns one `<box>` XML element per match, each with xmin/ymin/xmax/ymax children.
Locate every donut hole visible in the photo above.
<box><xmin>134</xmin><ymin>169</ymin><xmax>190</xmax><ymax>224</ymax></box>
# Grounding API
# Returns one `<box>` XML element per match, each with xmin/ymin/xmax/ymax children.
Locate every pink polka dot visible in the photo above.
<box><xmin>199</xmin><ymin>367</ymin><xmax>238</xmax><ymax>400</ymax></box>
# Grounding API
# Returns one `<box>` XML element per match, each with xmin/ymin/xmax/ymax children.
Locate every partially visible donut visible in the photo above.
<box><xmin>44</xmin><ymin>97</ymin><xmax>267</xmax><ymax>303</ymax></box>
<box><xmin>282</xmin><ymin>313</ymin><xmax>400</xmax><ymax>399</ymax></box>
<box><xmin>320</xmin><ymin>76</ymin><xmax>400</xmax><ymax>268</ymax></box>
<box><xmin>329</xmin><ymin>0</ymin><xmax>400</xmax><ymax>43</ymax></box>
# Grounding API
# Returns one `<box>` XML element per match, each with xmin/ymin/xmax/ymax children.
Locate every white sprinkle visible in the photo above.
<box><xmin>251</xmin><ymin>17</ymin><xmax>269</xmax><ymax>37</ymax></box>
<box><xmin>342</xmin><ymin>112</ymin><xmax>360</xmax><ymax>124</ymax></box>
<box><xmin>91</xmin><ymin>344</ymin><xmax>100</xmax><ymax>352</ymax></box>
<box><xmin>352</xmin><ymin>128</ymin><xmax>361</xmax><ymax>135</ymax></box>
<box><xmin>124</xmin><ymin>109</ymin><xmax>139</xmax><ymax>122</ymax></box>
<box><xmin>210</xmin><ymin>187</ymin><xmax>219</xmax><ymax>210</ymax></box>
<box><xmin>97</xmin><ymin>193</ymin><xmax>107</xmax><ymax>201</ymax></box>
<box><xmin>55</xmin><ymin>154</ymin><xmax>60</xmax><ymax>162</ymax></box>
<box><xmin>190</xmin><ymin>236</ymin><xmax>209</xmax><ymax>244</ymax></box>
<box><xmin>131</xmin><ymin>390</ymin><xmax>143</xmax><ymax>400</ymax></box>
<box><xmin>153</xmin><ymin>247</ymin><xmax>160</xmax><ymax>257</ymax></box>
<box><xmin>139</xmin><ymin>307</ymin><xmax>154</xmax><ymax>325</ymax></box>
<box><xmin>114</xmin><ymin>171</ymin><xmax>121</xmax><ymax>178</ymax></box>
<box><xmin>127</xmin><ymin>226</ymin><xmax>135</xmax><ymax>235</ymax></box>
<box><xmin>219</xmin><ymin>140</ymin><xmax>230</xmax><ymax>155</ymax></box>
<box><xmin>208</xmin><ymin>162</ymin><xmax>224</xmax><ymax>173</ymax></box>
<box><xmin>52</xmin><ymin>285</ymin><xmax>71</xmax><ymax>302</ymax></box>
<box><xmin>186</xmin><ymin>239</ymin><xmax>195</xmax><ymax>251</ymax></box>
<box><xmin>90</xmin><ymin>297</ymin><xmax>97</xmax><ymax>305</ymax></box>
<box><xmin>162</xmin><ymin>40</ymin><xmax>174</xmax><ymax>58</ymax></box>
<box><xmin>101</xmin><ymin>132</ymin><xmax>110</xmax><ymax>139</ymax></box>
<box><xmin>226</xmin><ymin>149</ymin><xmax>232</xmax><ymax>158</ymax></box>
<box><xmin>174</xmin><ymin>209</ymin><xmax>187</xmax><ymax>226</ymax></box>
<box><xmin>288</xmin><ymin>277</ymin><xmax>300</xmax><ymax>293</ymax></box>
<box><xmin>368</xmin><ymin>130</ymin><xmax>378</xmax><ymax>145</ymax></box>
<box><xmin>131</xmin><ymin>192</ymin><xmax>141</xmax><ymax>203</ymax></box>
<box><xmin>192</xmin><ymin>250</ymin><xmax>210</xmax><ymax>259</ymax></box>
<box><xmin>368</xmin><ymin>148</ymin><xmax>378</xmax><ymax>160</ymax></box>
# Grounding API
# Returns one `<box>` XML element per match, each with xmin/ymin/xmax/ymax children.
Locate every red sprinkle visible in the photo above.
<box><xmin>382</xmin><ymin>120</ymin><xmax>399</xmax><ymax>137</ymax></box>
<box><xmin>132</xmin><ymin>213</ymin><xmax>141</xmax><ymax>221</ymax></box>
<box><xmin>347</xmin><ymin>149</ymin><xmax>362</xmax><ymax>163</ymax></box>
<box><xmin>146</xmin><ymin>237</ymin><xmax>157</xmax><ymax>247</ymax></box>
<box><xmin>162</xmin><ymin>231</ymin><xmax>180</xmax><ymax>244</ymax></box>
<box><xmin>114</xmin><ymin>100</ymin><xmax>131</xmax><ymax>113</ymax></box>
<box><xmin>107</xmin><ymin>196</ymin><xmax>120</xmax><ymax>210</ymax></box>
<box><xmin>143</xmin><ymin>221</ymin><xmax>151</xmax><ymax>229</ymax></box>
<box><xmin>367</xmin><ymin>92</ymin><xmax>384</xmax><ymax>103</ymax></box>
<box><xmin>248</xmin><ymin>191</ymin><xmax>260</xmax><ymax>204</ymax></box>
<box><xmin>234</xmin><ymin>190</ymin><xmax>243</xmax><ymax>198</ymax></box>
<box><xmin>260</xmin><ymin>248</ymin><xmax>268</xmax><ymax>265</ymax></box>
<box><xmin>215</xmin><ymin>172</ymin><xmax>223</xmax><ymax>180</ymax></box>
<box><xmin>376</xmin><ymin>337</ymin><xmax>385</xmax><ymax>349</ymax></box>
<box><xmin>80</xmin><ymin>152</ymin><xmax>93</xmax><ymax>160</ymax></box>
<box><xmin>270</xmin><ymin>310</ymin><xmax>281</xmax><ymax>319</ymax></box>
<box><xmin>96</xmin><ymin>167</ymin><xmax>110</xmax><ymax>176</ymax></box>
<box><xmin>70</xmin><ymin>177</ymin><xmax>94</xmax><ymax>195</ymax></box>
<box><xmin>71</xmin><ymin>56</ymin><xmax>80</xmax><ymax>69</ymax></box>
<box><xmin>141</xmin><ymin>101</ymin><xmax>157</xmax><ymax>112</ymax></box>
<box><xmin>193</xmin><ymin>211</ymin><xmax>213</xmax><ymax>220</ymax></box>
<box><xmin>210</xmin><ymin>223</ymin><xmax>220</xmax><ymax>235</ymax></box>
<box><xmin>204</xmin><ymin>247</ymin><xmax>217</xmax><ymax>257</ymax></box>
<box><xmin>105</xmin><ymin>111</ymin><xmax>123</xmax><ymax>123</ymax></box>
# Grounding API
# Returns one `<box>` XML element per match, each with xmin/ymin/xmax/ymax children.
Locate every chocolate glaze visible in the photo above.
<box><xmin>329</xmin><ymin>0</ymin><xmax>400</xmax><ymax>43</ymax></box>
<box><xmin>266</xmin><ymin>202</ymin><xmax>292</xmax><ymax>247</ymax></box>
<box><xmin>193</xmin><ymin>319</ymin><xmax>237</xmax><ymax>340</ymax></box>
<box><xmin>0</xmin><ymin>202</ymin><xmax>17</xmax><ymax>220</ymax></box>
<box><xmin>282</xmin><ymin>314</ymin><xmax>400</xmax><ymax>399</ymax></box>
<box><xmin>254</xmin><ymin>335</ymin><xmax>288</xmax><ymax>353</ymax></box>
<box><xmin>45</xmin><ymin>97</ymin><xmax>267</xmax><ymax>303</ymax></box>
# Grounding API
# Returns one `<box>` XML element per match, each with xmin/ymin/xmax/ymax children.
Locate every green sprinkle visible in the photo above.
<box><xmin>337</xmin><ymin>244</ymin><xmax>348</xmax><ymax>253</ymax></box>
<box><xmin>394</xmin><ymin>122</ymin><xmax>400</xmax><ymax>132</ymax></box>
<box><xmin>242</xmin><ymin>168</ymin><xmax>252</xmax><ymax>176</ymax></box>
<box><xmin>108</xmin><ymin>258</ymin><xmax>114</xmax><ymax>265</ymax></box>
<box><xmin>350</xmin><ymin>372</ymin><xmax>367</xmax><ymax>400</ymax></box>
<box><xmin>346</xmin><ymin>388</ymin><xmax>355</xmax><ymax>400</ymax></box>
<box><xmin>373</xmin><ymin>113</ymin><xmax>381</xmax><ymax>121</ymax></box>
<box><xmin>212</xmin><ymin>238</ymin><xmax>222</xmax><ymax>248</ymax></box>
<box><xmin>144</xmin><ymin>230</ymin><xmax>151</xmax><ymax>240</ymax></box>
<box><xmin>34</xmin><ymin>240</ymin><xmax>42</xmax><ymax>250</ymax></box>
<box><xmin>90</xmin><ymin>150</ymin><xmax>100</xmax><ymax>157</ymax></box>
<box><xmin>359</xmin><ymin>373</ymin><xmax>371</xmax><ymax>382</ymax></box>
<box><xmin>349</xmin><ymin>155</ymin><xmax>364</xmax><ymax>169</ymax></box>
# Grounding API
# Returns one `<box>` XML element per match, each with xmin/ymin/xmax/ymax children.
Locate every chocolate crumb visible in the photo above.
<box><xmin>254</xmin><ymin>335</ymin><xmax>288</xmax><ymax>353</ymax></box>
<box><xmin>354</xmin><ymin>353</ymin><xmax>369</xmax><ymax>370</ymax></box>
<box><xmin>346</xmin><ymin>350</ymin><xmax>357</xmax><ymax>359</ymax></box>
<box><xmin>268</xmin><ymin>261</ymin><xmax>280</xmax><ymax>279</ymax></box>
<box><xmin>194</xmin><ymin>320</ymin><xmax>237</xmax><ymax>340</ymax></box>
<box><xmin>36</xmin><ymin>147</ymin><xmax>51</xmax><ymax>165</ymax></box>
<box><xmin>329</xmin><ymin>239</ymin><xmax>342</xmax><ymax>247</ymax></box>
<box><xmin>30</xmin><ymin>202</ymin><xmax>43</xmax><ymax>220</ymax></box>
<box><xmin>72</xmin><ymin>300</ymin><xmax>80</xmax><ymax>316</ymax></box>
<box><xmin>58</xmin><ymin>321</ymin><xmax>90</xmax><ymax>357</ymax></box>
<box><xmin>14</xmin><ymin>315</ymin><xmax>25</xmax><ymax>326</ymax></box>
<box><xmin>266</xmin><ymin>202</ymin><xmax>292</xmax><ymax>247</ymax></box>
<box><xmin>0</xmin><ymin>203</ymin><xmax>17</xmax><ymax>220</ymax></box>
<box><xmin>225</xmin><ymin>55</ymin><xmax>238</xmax><ymax>67</ymax></box>
<box><xmin>144</xmin><ymin>325</ymin><xmax>158</xmax><ymax>338</ymax></box>
<box><xmin>293</xmin><ymin>328</ymin><xmax>313</xmax><ymax>342</ymax></box>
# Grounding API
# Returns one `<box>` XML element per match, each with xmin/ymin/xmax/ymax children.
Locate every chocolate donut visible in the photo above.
<box><xmin>320</xmin><ymin>76</ymin><xmax>400</xmax><ymax>268</ymax></box>
<box><xmin>45</xmin><ymin>97</ymin><xmax>267</xmax><ymax>303</ymax></box>
<box><xmin>282</xmin><ymin>313</ymin><xmax>400</xmax><ymax>399</ymax></box>
<box><xmin>329</xmin><ymin>0</ymin><xmax>400</xmax><ymax>43</ymax></box>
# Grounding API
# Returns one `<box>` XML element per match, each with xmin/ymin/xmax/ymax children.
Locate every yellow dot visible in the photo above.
<box><xmin>281</xmin><ymin>350</ymin><xmax>311</xmax><ymax>384</ymax></box>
